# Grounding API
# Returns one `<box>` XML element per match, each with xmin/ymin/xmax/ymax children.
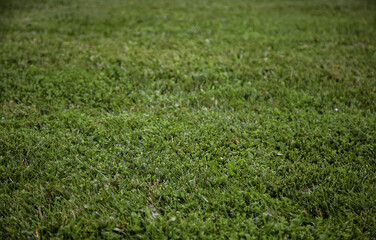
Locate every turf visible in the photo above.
<box><xmin>1</xmin><ymin>0</ymin><xmax>376</xmax><ymax>239</ymax></box>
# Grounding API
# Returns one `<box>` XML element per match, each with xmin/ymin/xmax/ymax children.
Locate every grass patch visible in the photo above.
<box><xmin>1</xmin><ymin>0</ymin><xmax>376</xmax><ymax>238</ymax></box>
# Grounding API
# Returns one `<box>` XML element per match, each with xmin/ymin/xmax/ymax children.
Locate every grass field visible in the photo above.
<box><xmin>1</xmin><ymin>0</ymin><xmax>376</xmax><ymax>238</ymax></box>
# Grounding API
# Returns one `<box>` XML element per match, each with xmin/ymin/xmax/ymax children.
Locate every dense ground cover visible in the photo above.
<box><xmin>1</xmin><ymin>0</ymin><xmax>376</xmax><ymax>238</ymax></box>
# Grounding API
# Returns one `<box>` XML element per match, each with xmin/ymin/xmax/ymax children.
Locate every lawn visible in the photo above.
<box><xmin>1</xmin><ymin>0</ymin><xmax>375</xmax><ymax>239</ymax></box>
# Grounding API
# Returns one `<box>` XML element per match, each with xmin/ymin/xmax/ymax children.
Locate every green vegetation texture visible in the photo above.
<box><xmin>1</xmin><ymin>0</ymin><xmax>376</xmax><ymax>239</ymax></box>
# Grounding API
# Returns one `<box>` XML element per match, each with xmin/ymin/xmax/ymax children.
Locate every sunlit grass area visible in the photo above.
<box><xmin>1</xmin><ymin>0</ymin><xmax>375</xmax><ymax>238</ymax></box>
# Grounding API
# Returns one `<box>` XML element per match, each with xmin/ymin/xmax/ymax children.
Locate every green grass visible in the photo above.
<box><xmin>1</xmin><ymin>0</ymin><xmax>376</xmax><ymax>238</ymax></box>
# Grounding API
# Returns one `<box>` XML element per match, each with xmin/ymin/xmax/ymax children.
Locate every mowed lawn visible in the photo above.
<box><xmin>1</xmin><ymin>0</ymin><xmax>375</xmax><ymax>238</ymax></box>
